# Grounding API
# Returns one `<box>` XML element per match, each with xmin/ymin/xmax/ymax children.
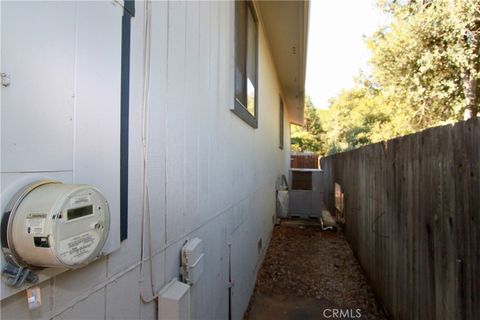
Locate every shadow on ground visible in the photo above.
<box><xmin>245</xmin><ymin>220</ymin><xmax>387</xmax><ymax>320</ymax></box>
<box><xmin>247</xmin><ymin>293</ymin><xmax>336</xmax><ymax>320</ymax></box>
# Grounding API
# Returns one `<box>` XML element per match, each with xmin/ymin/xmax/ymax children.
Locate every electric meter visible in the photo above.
<box><xmin>1</xmin><ymin>180</ymin><xmax>110</xmax><ymax>269</ymax></box>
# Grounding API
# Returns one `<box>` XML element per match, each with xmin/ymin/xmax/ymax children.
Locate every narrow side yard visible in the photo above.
<box><xmin>246</xmin><ymin>222</ymin><xmax>387</xmax><ymax>320</ymax></box>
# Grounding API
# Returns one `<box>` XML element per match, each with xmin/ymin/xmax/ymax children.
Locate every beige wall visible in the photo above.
<box><xmin>0</xmin><ymin>1</ymin><xmax>292</xmax><ymax>319</ymax></box>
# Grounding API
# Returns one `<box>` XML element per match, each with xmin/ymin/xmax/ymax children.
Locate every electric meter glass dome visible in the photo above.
<box><xmin>2</xmin><ymin>180</ymin><xmax>110</xmax><ymax>268</ymax></box>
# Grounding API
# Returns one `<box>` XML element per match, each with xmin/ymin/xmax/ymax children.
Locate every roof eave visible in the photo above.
<box><xmin>257</xmin><ymin>0</ymin><xmax>310</xmax><ymax>125</ymax></box>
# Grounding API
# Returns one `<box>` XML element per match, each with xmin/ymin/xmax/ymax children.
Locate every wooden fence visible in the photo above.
<box><xmin>291</xmin><ymin>153</ymin><xmax>318</xmax><ymax>169</ymax></box>
<box><xmin>321</xmin><ymin>119</ymin><xmax>479</xmax><ymax>320</ymax></box>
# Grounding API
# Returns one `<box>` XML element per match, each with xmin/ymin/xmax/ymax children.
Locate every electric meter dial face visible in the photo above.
<box><xmin>1</xmin><ymin>181</ymin><xmax>110</xmax><ymax>269</ymax></box>
<box><xmin>51</xmin><ymin>188</ymin><xmax>109</xmax><ymax>267</ymax></box>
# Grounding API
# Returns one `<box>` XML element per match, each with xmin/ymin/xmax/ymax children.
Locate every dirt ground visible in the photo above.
<box><xmin>245</xmin><ymin>221</ymin><xmax>387</xmax><ymax>320</ymax></box>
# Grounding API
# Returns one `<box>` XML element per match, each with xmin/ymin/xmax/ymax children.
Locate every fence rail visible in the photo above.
<box><xmin>321</xmin><ymin>119</ymin><xmax>479</xmax><ymax>320</ymax></box>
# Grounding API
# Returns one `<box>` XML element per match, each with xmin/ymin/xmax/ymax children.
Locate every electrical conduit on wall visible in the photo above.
<box><xmin>138</xmin><ymin>0</ymin><xmax>158</xmax><ymax>303</ymax></box>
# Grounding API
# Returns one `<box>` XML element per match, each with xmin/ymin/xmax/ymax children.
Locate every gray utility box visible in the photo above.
<box><xmin>288</xmin><ymin>169</ymin><xmax>323</xmax><ymax>219</ymax></box>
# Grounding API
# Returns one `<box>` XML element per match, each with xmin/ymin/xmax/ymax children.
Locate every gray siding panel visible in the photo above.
<box><xmin>53</xmin><ymin>289</ymin><xmax>105</xmax><ymax>320</ymax></box>
<box><xmin>1</xmin><ymin>1</ymin><xmax>291</xmax><ymax>319</ymax></box>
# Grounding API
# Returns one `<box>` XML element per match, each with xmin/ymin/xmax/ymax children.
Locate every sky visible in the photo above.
<box><xmin>305</xmin><ymin>0</ymin><xmax>388</xmax><ymax>109</ymax></box>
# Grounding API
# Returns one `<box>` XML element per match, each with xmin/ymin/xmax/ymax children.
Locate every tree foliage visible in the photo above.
<box><xmin>370</xmin><ymin>0</ymin><xmax>480</xmax><ymax>127</ymax></box>
<box><xmin>291</xmin><ymin>97</ymin><xmax>325</xmax><ymax>153</ymax></box>
<box><xmin>292</xmin><ymin>0</ymin><xmax>479</xmax><ymax>155</ymax></box>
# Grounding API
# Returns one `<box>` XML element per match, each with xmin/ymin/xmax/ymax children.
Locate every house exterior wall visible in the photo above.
<box><xmin>1</xmin><ymin>1</ymin><xmax>292</xmax><ymax>319</ymax></box>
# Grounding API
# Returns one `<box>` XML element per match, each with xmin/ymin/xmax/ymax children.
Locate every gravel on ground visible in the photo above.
<box><xmin>246</xmin><ymin>222</ymin><xmax>387</xmax><ymax>320</ymax></box>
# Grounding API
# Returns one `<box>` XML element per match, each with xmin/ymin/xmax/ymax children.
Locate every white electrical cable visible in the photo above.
<box><xmin>139</xmin><ymin>0</ymin><xmax>157</xmax><ymax>303</ymax></box>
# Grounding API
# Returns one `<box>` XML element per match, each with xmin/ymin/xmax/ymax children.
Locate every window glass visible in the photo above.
<box><xmin>233</xmin><ymin>0</ymin><xmax>258</xmax><ymax>128</ymax></box>
<box><xmin>235</xmin><ymin>0</ymin><xmax>247</xmax><ymax>106</ymax></box>
<box><xmin>279</xmin><ymin>98</ymin><xmax>284</xmax><ymax>149</ymax></box>
<box><xmin>246</xmin><ymin>7</ymin><xmax>256</xmax><ymax>116</ymax></box>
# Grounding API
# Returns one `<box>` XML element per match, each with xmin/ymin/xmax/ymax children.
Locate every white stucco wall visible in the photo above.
<box><xmin>0</xmin><ymin>1</ymin><xmax>292</xmax><ymax>319</ymax></box>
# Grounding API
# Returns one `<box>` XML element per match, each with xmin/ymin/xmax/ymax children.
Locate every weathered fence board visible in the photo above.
<box><xmin>291</xmin><ymin>153</ymin><xmax>318</xmax><ymax>169</ymax></box>
<box><xmin>321</xmin><ymin>119</ymin><xmax>479</xmax><ymax>320</ymax></box>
